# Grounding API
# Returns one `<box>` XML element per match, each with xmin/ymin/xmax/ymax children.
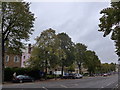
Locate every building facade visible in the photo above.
<box><xmin>4</xmin><ymin>53</ymin><xmax>22</xmax><ymax>68</ymax></box>
<box><xmin>21</xmin><ymin>44</ymin><xmax>32</xmax><ymax>67</ymax></box>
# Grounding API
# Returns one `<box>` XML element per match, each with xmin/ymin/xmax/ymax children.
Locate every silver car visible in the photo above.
<box><xmin>74</xmin><ymin>73</ymin><xmax>83</xmax><ymax>79</ymax></box>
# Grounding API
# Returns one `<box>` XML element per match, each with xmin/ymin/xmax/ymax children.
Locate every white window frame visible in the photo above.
<box><xmin>5</xmin><ymin>55</ymin><xmax>9</xmax><ymax>62</ymax></box>
<box><xmin>14</xmin><ymin>55</ymin><xmax>20</xmax><ymax>62</ymax></box>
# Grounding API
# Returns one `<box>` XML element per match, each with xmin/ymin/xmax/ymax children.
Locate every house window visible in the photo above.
<box><xmin>5</xmin><ymin>55</ymin><xmax>9</xmax><ymax>62</ymax></box>
<box><xmin>14</xmin><ymin>56</ymin><xmax>20</xmax><ymax>62</ymax></box>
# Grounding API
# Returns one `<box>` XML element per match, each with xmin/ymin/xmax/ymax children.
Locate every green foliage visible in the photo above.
<box><xmin>2</xmin><ymin>2</ymin><xmax>35</xmax><ymax>54</ymax></box>
<box><xmin>47</xmin><ymin>74</ymin><xmax>54</xmax><ymax>79</ymax></box>
<box><xmin>57</xmin><ymin>33</ymin><xmax>74</xmax><ymax>67</ymax></box>
<box><xmin>67</xmin><ymin>64</ymin><xmax>75</xmax><ymax>72</ymax></box>
<box><xmin>27</xmin><ymin>29</ymin><xmax>104</xmax><ymax>76</ymax></box>
<box><xmin>27</xmin><ymin>28</ymin><xmax>59</xmax><ymax>70</ymax></box>
<box><xmin>101</xmin><ymin>63</ymin><xmax>116</xmax><ymax>73</ymax></box>
<box><xmin>98</xmin><ymin>1</ymin><xmax>120</xmax><ymax>56</ymax></box>
<box><xmin>84</xmin><ymin>50</ymin><xmax>101</xmax><ymax>75</ymax></box>
<box><xmin>74</xmin><ymin>43</ymin><xmax>87</xmax><ymax>74</ymax></box>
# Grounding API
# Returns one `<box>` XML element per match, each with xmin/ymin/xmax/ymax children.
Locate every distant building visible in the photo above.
<box><xmin>21</xmin><ymin>44</ymin><xmax>32</xmax><ymax>67</ymax></box>
<box><xmin>74</xmin><ymin>63</ymin><xmax>88</xmax><ymax>74</ymax></box>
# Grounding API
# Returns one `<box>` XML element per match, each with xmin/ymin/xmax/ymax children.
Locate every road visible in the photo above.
<box><xmin>2</xmin><ymin>74</ymin><xmax>118</xmax><ymax>90</ymax></box>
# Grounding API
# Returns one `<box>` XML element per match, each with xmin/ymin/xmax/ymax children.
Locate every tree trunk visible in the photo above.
<box><xmin>61</xmin><ymin>65</ymin><xmax>64</xmax><ymax>77</ymax></box>
<box><xmin>78</xmin><ymin>63</ymin><xmax>82</xmax><ymax>74</ymax></box>
<box><xmin>45</xmin><ymin>59</ymin><xmax>47</xmax><ymax>80</ymax></box>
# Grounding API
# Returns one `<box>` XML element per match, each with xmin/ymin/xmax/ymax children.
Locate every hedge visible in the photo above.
<box><xmin>4</xmin><ymin>67</ymin><xmax>41</xmax><ymax>81</ymax></box>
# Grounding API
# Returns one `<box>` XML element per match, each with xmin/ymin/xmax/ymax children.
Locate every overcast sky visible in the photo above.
<box><xmin>27</xmin><ymin>2</ymin><xmax>118</xmax><ymax>64</ymax></box>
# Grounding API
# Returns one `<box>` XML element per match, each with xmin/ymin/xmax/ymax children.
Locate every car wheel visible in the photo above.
<box><xmin>20</xmin><ymin>80</ymin><xmax>23</xmax><ymax>83</ymax></box>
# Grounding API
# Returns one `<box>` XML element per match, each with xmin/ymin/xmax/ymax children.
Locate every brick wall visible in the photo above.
<box><xmin>4</xmin><ymin>53</ymin><xmax>22</xmax><ymax>68</ymax></box>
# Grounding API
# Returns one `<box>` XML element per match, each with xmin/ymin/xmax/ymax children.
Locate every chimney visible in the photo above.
<box><xmin>28</xmin><ymin>44</ymin><xmax>31</xmax><ymax>54</ymax></box>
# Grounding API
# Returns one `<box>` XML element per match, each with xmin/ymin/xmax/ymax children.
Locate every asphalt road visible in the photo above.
<box><xmin>2</xmin><ymin>74</ymin><xmax>118</xmax><ymax>90</ymax></box>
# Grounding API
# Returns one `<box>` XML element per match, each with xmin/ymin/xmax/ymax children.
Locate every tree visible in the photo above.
<box><xmin>74</xmin><ymin>43</ymin><xmax>87</xmax><ymax>74</ymax></box>
<box><xmin>28</xmin><ymin>28</ymin><xmax>58</xmax><ymax>79</ymax></box>
<box><xmin>1</xmin><ymin>2</ymin><xmax>35</xmax><ymax>83</ymax></box>
<box><xmin>26</xmin><ymin>47</ymin><xmax>45</xmax><ymax>70</ymax></box>
<box><xmin>101</xmin><ymin>63</ymin><xmax>110</xmax><ymax>73</ymax></box>
<box><xmin>57</xmin><ymin>33</ymin><xmax>74</xmax><ymax>76</ymax></box>
<box><xmin>67</xmin><ymin>64</ymin><xmax>75</xmax><ymax>73</ymax></box>
<box><xmin>110</xmin><ymin>62</ymin><xmax>116</xmax><ymax>72</ymax></box>
<box><xmin>84</xmin><ymin>50</ymin><xmax>101</xmax><ymax>76</ymax></box>
<box><xmin>98</xmin><ymin>1</ymin><xmax>120</xmax><ymax>57</ymax></box>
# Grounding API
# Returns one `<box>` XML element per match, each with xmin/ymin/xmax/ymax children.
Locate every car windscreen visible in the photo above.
<box><xmin>17</xmin><ymin>75</ymin><xmax>25</xmax><ymax>78</ymax></box>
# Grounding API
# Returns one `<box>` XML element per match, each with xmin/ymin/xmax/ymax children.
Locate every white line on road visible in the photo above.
<box><xmin>106</xmin><ymin>81</ymin><xmax>115</xmax><ymax>87</ymax></box>
<box><xmin>101</xmin><ymin>86</ymin><xmax>104</xmax><ymax>88</ymax></box>
<box><xmin>60</xmin><ymin>85</ymin><xmax>68</xmax><ymax>88</ymax></box>
<box><xmin>106</xmin><ymin>83</ymin><xmax>111</xmax><ymax>86</ymax></box>
<box><xmin>42</xmin><ymin>86</ymin><xmax>48</xmax><ymax>90</ymax></box>
<box><xmin>74</xmin><ymin>84</ymin><xmax>78</xmax><ymax>86</ymax></box>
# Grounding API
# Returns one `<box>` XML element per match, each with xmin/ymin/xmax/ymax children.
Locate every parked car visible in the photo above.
<box><xmin>62</xmin><ymin>73</ymin><xmax>83</xmax><ymax>79</ymax></box>
<box><xmin>62</xmin><ymin>73</ymin><xmax>75</xmax><ymax>79</ymax></box>
<box><xmin>107</xmin><ymin>73</ymin><xmax>111</xmax><ymax>76</ymax></box>
<box><xmin>12</xmin><ymin>75</ymin><xmax>34</xmax><ymax>83</ymax></box>
<box><xmin>103</xmin><ymin>73</ymin><xmax>108</xmax><ymax>77</ymax></box>
<box><xmin>73</xmin><ymin>73</ymin><xmax>83</xmax><ymax>79</ymax></box>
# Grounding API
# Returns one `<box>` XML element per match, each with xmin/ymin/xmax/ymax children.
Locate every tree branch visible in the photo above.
<box><xmin>4</xmin><ymin>30</ymin><xmax>11</xmax><ymax>41</ymax></box>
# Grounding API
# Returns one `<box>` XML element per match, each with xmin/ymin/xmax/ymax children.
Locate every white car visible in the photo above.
<box><xmin>74</xmin><ymin>73</ymin><xmax>83</xmax><ymax>79</ymax></box>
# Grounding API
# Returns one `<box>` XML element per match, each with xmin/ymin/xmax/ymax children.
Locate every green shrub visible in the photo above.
<box><xmin>47</xmin><ymin>74</ymin><xmax>54</xmax><ymax>79</ymax></box>
<box><xmin>4</xmin><ymin>67</ymin><xmax>40</xmax><ymax>81</ymax></box>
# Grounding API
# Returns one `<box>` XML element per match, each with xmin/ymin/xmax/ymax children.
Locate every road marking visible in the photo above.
<box><xmin>60</xmin><ymin>85</ymin><xmax>68</xmax><ymax>88</ymax></box>
<box><xmin>116</xmin><ymin>84</ymin><xmax>118</xmax><ymax>87</ymax></box>
<box><xmin>101</xmin><ymin>86</ymin><xmax>104</xmax><ymax>88</ymax></box>
<box><xmin>107</xmin><ymin>83</ymin><xmax>111</xmax><ymax>86</ymax></box>
<box><xmin>74</xmin><ymin>84</ymin><xmax>78</xmax><ymax>86</ymax></box>
<box><xmin>42</xmin><ymin>87</ymin><xmax>48</xmax><ymax>90</ymax></box>
<box><xmin>106</xmin><ymin>81</ymin><xmax>115</xmax><ymax>87</ymax></box>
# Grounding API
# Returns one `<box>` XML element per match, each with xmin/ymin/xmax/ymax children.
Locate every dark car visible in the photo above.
<box><xmin>62</xmin><ymin>73</ymin><xmax>75</xmax><ymax>79</ymax></box>
<box><xmin>107</xmin><ymin>73</ymin><xmax>111</xmax><ymax>76</ymax></box>
<box><xmin>12</xmin><ymin>75</ymin><xmax>34</xmax><ymax>83</ymax></box>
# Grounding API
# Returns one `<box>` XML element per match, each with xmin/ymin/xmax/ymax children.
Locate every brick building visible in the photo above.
<box><xmin>4</xmin><ymin>53</ymin><xmax>22</xmax><ymax>68</ymax></box>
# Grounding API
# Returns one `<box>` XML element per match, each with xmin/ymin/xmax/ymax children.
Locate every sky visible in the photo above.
<box><xmin>27</xmin><ymin>2</ymin><xmax>118</xmax><ymax>64</ymax></box>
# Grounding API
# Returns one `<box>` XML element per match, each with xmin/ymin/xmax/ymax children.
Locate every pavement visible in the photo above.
<box><xmin>2</xmin><ymin>74</ymin><xmax>119</xmax><ymax>90</ymax></box>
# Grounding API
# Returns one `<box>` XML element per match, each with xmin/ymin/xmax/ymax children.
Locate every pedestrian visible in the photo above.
<box><xmin>13</xmin><ymin>72</ymin><xmax>16</xmax><ymax>79</ymax></box>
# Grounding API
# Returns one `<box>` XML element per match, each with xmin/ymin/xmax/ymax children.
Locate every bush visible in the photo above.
<box><xmin>47</xmin><ymin>74</ymin><xmax>54</xmax><ymax>79</ymax></box>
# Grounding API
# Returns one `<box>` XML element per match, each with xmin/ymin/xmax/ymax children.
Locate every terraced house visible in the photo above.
<box><xmin>4</xmin><ymin>44</ymin><xmax>32</xmax><ymax>68</ymax></box>
<box><xmin>4</xmin><ymin>52</ymin><xmax>22</xmax><ymax>68</ymax></box>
